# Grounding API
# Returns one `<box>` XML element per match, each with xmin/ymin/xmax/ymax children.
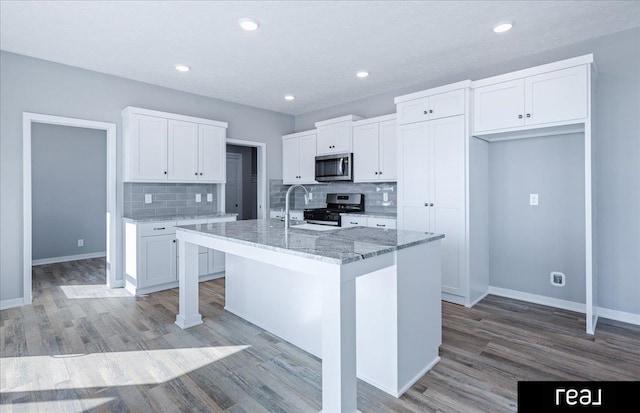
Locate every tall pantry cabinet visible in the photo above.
<box><xmin>395</xmin><ymin>81</ymin><xmax>488</xmax><ymax>307</ymax></box>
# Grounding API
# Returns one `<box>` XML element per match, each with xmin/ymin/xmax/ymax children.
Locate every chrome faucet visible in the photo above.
<box><xmin>284</xmin><ymin>184</ymin><xmax>309</xmax><ymax>229</ymax></box>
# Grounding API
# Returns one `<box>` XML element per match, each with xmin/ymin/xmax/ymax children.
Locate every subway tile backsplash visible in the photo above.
<box><xmin>269</xmin><ymin>179</ymin><xmax>397</xmax><ymax>215</ymax></box>
<box><xmin>124</xmin><ymin>183</ymin><xmax>217</xmax><ymax>218</ymax></box>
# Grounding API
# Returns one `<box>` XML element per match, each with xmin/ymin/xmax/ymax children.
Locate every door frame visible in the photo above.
<box><xmin>225</xmin><ymin>153</ymin><xmax>243</xmax><ymax>219</ymax></box>
<box><xmin>22</xmin><ymin>112</ymin><xmax>118</xmax><ymax>304</ymax></box>
<box><xmin>224</xmin><ymin>139</ymin><xmax>267</xmax><ymax>219</ymax></box>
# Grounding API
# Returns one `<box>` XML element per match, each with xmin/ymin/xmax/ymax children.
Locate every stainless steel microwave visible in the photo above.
<box><xmin>315</xmin><ymin>153</ymin><xmax>353</xmax><ymax>182</ymax></box>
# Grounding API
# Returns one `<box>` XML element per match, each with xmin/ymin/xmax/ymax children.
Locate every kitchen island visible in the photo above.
<box><xmin>175</xmin><ymin>219</ymin><xmax>443</xmax><ymax>413</ymax></box>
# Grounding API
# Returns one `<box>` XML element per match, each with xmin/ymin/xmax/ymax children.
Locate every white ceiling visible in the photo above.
<box><xmin>1</xmin><ymin>1</ymin><xmax>639</xmax><ymax>115</ymax></box>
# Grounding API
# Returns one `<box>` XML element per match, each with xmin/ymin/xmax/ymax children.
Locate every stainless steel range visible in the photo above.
<box><xmin>303</xmin><ymin>193</ymin><xmax>364</xmax><ymax>226</ymax></box>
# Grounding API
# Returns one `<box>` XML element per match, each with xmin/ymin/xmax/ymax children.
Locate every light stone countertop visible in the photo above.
<box><xmin>176</xmin><ymin>218</ymin><xmax>443</xmax><ymax>265</ymax></box>
<box><xmin>123</xmin><ymin>212</ymin><xmax>238</xmax><ymax>223</ymax></box>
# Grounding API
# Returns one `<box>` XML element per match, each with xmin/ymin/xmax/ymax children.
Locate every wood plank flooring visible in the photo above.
<box><xmin>1</xmin><ymin>258</ymin><xmax>638</xmax><ymax>412</ymax></box>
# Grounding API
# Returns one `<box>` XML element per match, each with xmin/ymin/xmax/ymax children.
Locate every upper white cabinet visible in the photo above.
<box><xmin>473</xmin><ymin>64</ymin><xmax>588</xmax><ymax>134</ymax></box>
<box><xmin>282</xmin><ymin>130</ymin><xmax>318</xmax><ymax>185</ymax></box>
<box><xmin>123</xmin><ymin>107</ymin><xmax>227</xmax><ymax>183</ymax></box>
<box><xmin>315</xmin><ymin>115</ymin><xmax>363</xmax><ymax>155</ymax></box>
<box><xmin>352</xmin><ymin>114</ymin><xmax>397</xmax><ymax>182</ymax></box>
<box><xmin>396</xmin><ymin>89</ymin><xmax>465</xmax><ymax>125</ymax></box>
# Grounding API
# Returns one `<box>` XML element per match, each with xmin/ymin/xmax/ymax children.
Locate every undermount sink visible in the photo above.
<box><xmin>291</xmin><ymin>223</ymin><xmax>339</xmax><ymax>232</ymax></box>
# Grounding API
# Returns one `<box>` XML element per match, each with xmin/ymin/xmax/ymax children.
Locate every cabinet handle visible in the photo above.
<box><xmin>526</xmin><ymin>113</ymin><xmax>531</xmax><ymax>118</ymax></box>
<box><xmin>376</xmin><ymin>224</ymin><xmax>386</xmax><ymax>227</ymax></box>
<box><xmin>153</xmin><ymin>227</ymin><xmax>166</xmax><ymax>230</ymax></box>
<box><xmin>518</xmin><ymin>114</ymin><xmax>523</xmax><ymax>119</ymax></box>
<box><xmin>350</xmin><ymin>221</ymin><xmax>358</xmax><ymax>224</ymax></box>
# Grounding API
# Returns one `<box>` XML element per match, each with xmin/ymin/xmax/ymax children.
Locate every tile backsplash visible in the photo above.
<box><xmin>124</xmin><ymin>183</ymin><xmax>218</xmax><ymax>218</ymax></box>
<box><xmin>270</xmin><ymin>179</ymin><xmax>397</xmax><ymax>214</ymax></box>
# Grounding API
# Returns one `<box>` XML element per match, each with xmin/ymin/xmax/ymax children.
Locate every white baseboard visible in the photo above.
<box><xmin>396</xmin><ymin>356</ymin><xmax>441</xmax><ymax>397</ymax></box>
<box><xmin>487</xmin><ymin>286</ymin><xmax>640</xmax><ymax>326</ymax></box>
<box><xmin>32</xmin><ymin>251</ymin><xmax>106</xmax><ymax>266</ymax></box>
<box><xmin>0</xmin><ymin>297</ymin><xmax>27</xmax><ymax>310</ymax></box>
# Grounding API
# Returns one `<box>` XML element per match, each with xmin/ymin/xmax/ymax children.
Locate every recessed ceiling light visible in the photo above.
<box><xmin>356</xmin><ymin>71</ymin><xmax>369</xmax><ymax>78</ymax></box>
<box><xmin>284</xmin><ymin>95</ymin><xmax>295</xmax><ymax>101</ymax></box>
<box><xmin>239</xmin><ymin>18</ymin><xmax>260</xmax><ymax>31</ymax></box>
<box><xmin>175</xmin><ymin>64</ymin><xmax>191</xmax><ymax>72</ymax></box>
<box><xmin>493</xmin><ymin>21</ymin><xmax>513</xmax><ymax>33</ymax></box>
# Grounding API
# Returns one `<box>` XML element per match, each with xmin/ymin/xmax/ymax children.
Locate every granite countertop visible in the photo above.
<box><xmin>175</xmin><ymin>218</ymin><xmax>443</xmax><ymax>265</ymax></box>
<box><xmin>340</xmin><ymin>211</ymin><xmax>397</xmax><ymax>219</ymax></box>
<box><xmin>123</xmin><ymin>212</ymin><xmax>238</xmax><ymax>223</ymax></box>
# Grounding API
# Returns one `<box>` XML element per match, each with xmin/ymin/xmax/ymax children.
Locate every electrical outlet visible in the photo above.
<box><xmin>145</xmin><ymin>194</ymin><xmax>152</xmax><ymax>204</ymax></box>
<box><xmin>383</xmin><ymin>193</ymin><xmax>389</xmax><ymax>202</ymax></box>
<box><xmin>195</xmin><ymin>193</ymin><xmax>201</xmax><ymax>203</ymax></box>
<box><xmin>529</xmin><ymin>193</ymin><xmax>539</xmax><ymax>206</ymax></box>
<box><xmin>550</xmin><ymin>271</ymin><xmax>565</xmax><ymax>286</ymax></box>
<box><xmin>207</xmin><ymin>193</ymin><xmax>213</xmax><ymax>202</ymax></box>
<box><xmin>308</xmin><ymin>192</ymin><xmax>313</xmax><ymax>201</ymax></box>
<box><xmin>77</xmin><ymin>239</ymin><xmax>84</xmax><ymax>247</ymax></box>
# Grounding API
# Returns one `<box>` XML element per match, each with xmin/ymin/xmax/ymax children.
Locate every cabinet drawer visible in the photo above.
<box><xmin>368</xmin><ymin>218</ymin><xmax>397</xmax><ymax>229</ymax></box>
<box><xmin>139</xmin><ymin>222</ymin><xmax>177</xmax><ymax>237</ymax></box>
<box><xmin>341</xmin><ymin>217</ymin><xmax>368</xmax><ymax>228</ymax></box>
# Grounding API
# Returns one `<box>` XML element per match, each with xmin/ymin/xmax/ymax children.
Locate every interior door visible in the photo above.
<box><xmin>225</xmin><ymin>153</ymin><xmax>243</xmax><ymax>219</ymax></box>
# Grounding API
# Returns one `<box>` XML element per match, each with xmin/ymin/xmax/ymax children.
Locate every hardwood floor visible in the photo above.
<box><xmin>1</xmin><ymin>258</ymin><xmax>638</xmax><ymax>412</ymax></box>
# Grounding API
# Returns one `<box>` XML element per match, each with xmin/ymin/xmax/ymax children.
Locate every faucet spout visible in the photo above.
<box><xmin>284</xmin><ymin>184</ymin><xmax>309</xmax><ymax>229</ymax></box>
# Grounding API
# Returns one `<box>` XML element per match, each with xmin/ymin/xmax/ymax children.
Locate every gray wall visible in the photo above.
<box><xmin>294</xmin><ymin>27</ymin><xmax>640</xmax><ymax>315</ymax></box>
<box><xmin>123</xmin><ymin>183</ymin><xmax>218</xmax><ymax>218</ymax></box>
<box><xmin>227</xmin><ymin>144</ymin><xmax>257</xmax><ymax>220</ymax></box>
<box><xmin>0</xmin><ymin>51</ymin><xmax>294</xmax><ymax>303</ymax></box>
<box><xmin>489</xmin><ymin>134</ymin><xmax>586</xmax><ymax>303</ymax></box>
<box><xmin>32</xmin><ymin>124</ymin><xmax>106</xmax><ymax>260</ymax></box>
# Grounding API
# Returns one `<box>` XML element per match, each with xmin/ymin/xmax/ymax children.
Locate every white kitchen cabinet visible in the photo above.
<box><xmin>341</xmin><ymin>216</ymin><xmax>367</xmax><ymax>228</ymax></box>
<box><xmin>473</xmin><ymin>65</ymin><xmax>588</xmax><ymax>134</ymax></box>
<box><xmin>282</xmin><ymin>130</ymin><xmax>317</xmax><ymax>184</ymax></box>
<box><xmin>367</xmin><ymin>217</ymin><xmax>397</xmax><ymax>229</ymax></box>
<box><xmin>124</xmin><ymin>215</ymin><xmax>236</xmax><ymax>295</ymax></box>
<box><xmin>352</xmin><ymin>114</ymin><xmax>397</xmax><ymax>182</ymax></box>
<box><xmin>396</xmin><ymin>89</ymin><xmax>465</xmax><ymax>125</ymax></box>
<box><xmin>396</xmin><ymin>81</ymin><xmax>480</xmax><ymax>307</ymax></box>
<box><xmin>123</xmin><ymin>107</ymin><xmax>227</xmax><ymax>183</ymax></box>
<box><xmin>315</xmin><ymin>115</ymin><xmax>363</xmax><ymax>155</ymax></box>
<box><xmin>126</xmin><ymin>114</ymin><xmax>168</xmax><ymax>181</ymax></box>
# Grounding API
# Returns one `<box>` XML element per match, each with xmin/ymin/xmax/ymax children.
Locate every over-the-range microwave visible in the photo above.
<box><xmin>315</xmin><ymin>153</ymin><xmax>353</xmax><ymax>182</ymax></box>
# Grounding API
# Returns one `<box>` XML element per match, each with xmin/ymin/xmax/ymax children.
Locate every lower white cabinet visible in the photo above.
<box><xmin>124</xmin><ymin>216</ymin><xmax>236</xmax><ymax>295</ymax></box>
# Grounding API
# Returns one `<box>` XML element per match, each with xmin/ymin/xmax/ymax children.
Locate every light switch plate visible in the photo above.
<box><xmin>195</xmin><ymin>193</ymin><xmax>202</xmax><ymax>203</ymax></box>
<box><xmin>207</xmin><ymin>193</ymin><xmax>213</xmax><ymax>202</ymax></box>
<box><xmin>529</xmin><ymin>193</ymin><xmax>539</xmax><ymax>206</ymax></box>
<box><xmin>145</xmin><ymin>194</ymin><xmax>152</xmax><ymax>204</ymax></box>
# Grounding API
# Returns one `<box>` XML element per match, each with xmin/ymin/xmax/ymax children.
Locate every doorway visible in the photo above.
<box><xmin>224</xmin><ymin>140</ymin><xmax>266</xmax><ymax>220</ymax></box>
<box><xmin>23</xmin><ymin>113</ymin><xmax>117</xmax><ymax>305</ymax></box>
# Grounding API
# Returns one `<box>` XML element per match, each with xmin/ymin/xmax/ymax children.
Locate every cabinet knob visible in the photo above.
<box><xmin>429</xmin><ymin>109</ymin><xmax>433</xmax><ymax>114</ymax></box>
<box><xmin>424</xmin><ymin>203</ymin><xmax>429</xmax><ymax>207</ymax></box>
<box><xmin>172</xmin><ymin>240</ymin><xmax>176</xmax><ymax>243</ymax></box>
<box><xmin>164</xmin><ymin>171</ymin><xmax>167</xmax><ymax>175</ymax></box>
<box><xmin>195</xmin><ymin>172</ymin><xmax>198</xmax><ymax>176</ymax></box>
<box><xmin>518</xmin><ymin>114</ymin><xmax>523</xmax><ymax>119</ymax></box>
<box><xmin>379</xmin><ymin>171</ymin><xmax>382</xmax><ymax>175</ymax></box>
<box><xmin>375</xmin><ymin>172</ymin><xmax>378</xmax><ymax>175</ymax></box>
<box><xmin>423</xmin><ymin>110</ymin><xmax>428</xmax><ymax>115</ymax></box>
<box><xmin>200</xmin><ymin>172</ymin><xmax>203</xmax><ymax>176</ymax></box>
<box><xmin>526</xmin><ymin>113</ymin><xmax>531</xmax><ymax>118</ymax></box>
<box><xmin>430</xmin><ymin>203</ymin><xmax>434</xmax><ymax>207</ymax></box>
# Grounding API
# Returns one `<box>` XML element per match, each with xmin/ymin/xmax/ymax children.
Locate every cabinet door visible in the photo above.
<box><xmin>199</xmin><ymin>124</ymin><xmax>226</xmax><ymax>182</ymax></box>
<box><xmin>353</xmin><ymin>123</ymin><xmax>380</xmax><ymax>182</ymax></box>
<box><xmin>368</xmin><ymin>217</ymin><xmax>397</xmax><ymax>229</ymax></box>
<box><xmin>397</xmin><ymin>122</ymin><xmax>430</xmax><ymax>232</ymax></box>
<box><xmin>298</xmin><ymin>133</ymin><xmax>318</xmax><ymax>184</ymax></box>
<box><xmin>316</xmin><ymin>125</ymin><xmax>334</xmax><ymax>155</ymax></box>
<box><xmin>130</xmin><ymin>114</ymin><xmax>168</xmax><ymax>180</ymax></box>
<box><xmin>140</xmin><ymin>235</ymin><xmax>176</xmax><ymax>287</ymax></box>
<box><xmin>331</xmin><ymin>121</ymin><xmax>352</xmax><ymax>153</ymax></box>
<box><xmin>396</xmin><ymin>97</ymin><xmax>429</xmax><ymax>125</ymax></box>
<box><xmin>168</xmin><ymin>120</ymin><xmax>198</xmax><ymax>181</ymax></box>
<box><xmin>428</xmin><ymin>89</ymin><xmax>465</xmax><ymax>120</ymax></box>
<box><xmin>473</xmin><ymin>79</ymin><xmax>524</xmax><ymax>133</ymax></box>
<box><xmin>430</xmin><ymin>116</ymin><xmax>465</xmax><ymax>296</ymax></box>
<box><xmin>208</xmin><ymin>250</ymin><xmax>226</xmax><ymax>274</ymax></box>
<box><xmin>378</xmin><ymin>120</ymin><xmax>397</xmax><ymax>181</ymax></box>
<box><xmin>341</xmin><ymin>217</ymin><xmax>368</xmax><ymax>228</ymax></box>
<box><xmin>525</xmin><ymin>65</ymin><xmax>587</xmax><ymax>126</ymax></box>
<box><xmin>282</xmin><ymin>137</ymin><xmax>300</xmax><ymax>184</ymax></box>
